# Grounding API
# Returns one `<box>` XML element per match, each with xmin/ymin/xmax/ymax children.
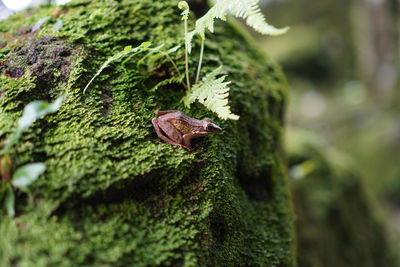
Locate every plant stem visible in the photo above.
<box><xmin>184</xmin><ymin>18</ymin><xmax>191</xmax><ymax>91</ymax></box>
<box><xmin>195</xmin><ymin>38</ymin><xmax>205</xmax><ymax>84</ymax></box>
<box><xmin>164</xmin><ymin>53</ymin><xmax>187</xmax><ymax>89</ymax></box>
<box><xmin>165</xmin><ymin>54</ymin><xmax>181</xmax><ymax>77</ymax></box>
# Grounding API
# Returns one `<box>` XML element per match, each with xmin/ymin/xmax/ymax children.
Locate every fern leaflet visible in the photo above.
<box><xmin>83</xmin><ymin>42</ymin><xmax>152</xmax><ymax>93</ymax></box>
<box><xmin>183</xmin><ymin>66</ymin><xmax>239</xmax><ymax>120</ymax></box>
<box><xmin>231</xmin><ymin>0</ymin><xmax>289</xmax><ymax>35</ymax></box>
<box><xmin>191</xmin><ymin>0</ymin><xmax>288</xmax><ymax>45</ymax></box>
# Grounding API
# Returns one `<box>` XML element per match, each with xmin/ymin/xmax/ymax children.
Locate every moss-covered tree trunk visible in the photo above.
<box><xmin>0</xmin><ymin>0</ymin><xmax>295</xmax><ymax>266</ymax></box>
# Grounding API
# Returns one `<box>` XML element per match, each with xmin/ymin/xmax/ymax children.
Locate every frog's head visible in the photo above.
<box><xmin>201</xmin><ymin>118</ymin><xmax>222</xmax><ymax>134</ymax></box>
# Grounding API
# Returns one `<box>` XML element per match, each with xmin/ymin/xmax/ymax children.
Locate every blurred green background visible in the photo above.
<box><xmin>258</xmin><ymin>0</ymin><xmax>400</xmax><ymax>265</ymax></box>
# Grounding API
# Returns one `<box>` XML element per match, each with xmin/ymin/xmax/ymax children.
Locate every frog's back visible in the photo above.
<box><xmin>166</xmin><ymin>112</ymin><xmax>204</xmax><ymax>134</ymax></box>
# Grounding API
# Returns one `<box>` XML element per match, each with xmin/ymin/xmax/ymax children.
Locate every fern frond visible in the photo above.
<box><xmin>193</xmin><ymin>0</ymin><xmax>229</xmax><ymax>39</ymax></box>
<box><xmin>83</xmin><ymin>42</ymin><xmax>151</xmax><ymax>93</ymax></box>
<box><xmin>192</xmin><ymin>0</ymin><xmax>288</xmax><ymax>42</ymax></box>
<box><xmin>178</xmin><ymin>1</ymin><xmax>190</xmax><ymax>20</ymax></box>
<box><xmin>183</xmin><ymin>66</ymin><xmax>239</xmax><ymax>120</ymax></box>
<box><xmin>231</xmin><ymin>0</ymin><xmax>289</xmax><ymax>35</ymax></box>
<box><xmin>151</xmin><ymin>74</ymin><xmax>185</xmax><ymax>92</ymax></box>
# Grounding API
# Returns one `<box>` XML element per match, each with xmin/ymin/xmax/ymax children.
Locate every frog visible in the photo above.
<box><xmin>151</xmin><ymin>110</ymin><xmax>222</xmax><ymax>151</ymax></box>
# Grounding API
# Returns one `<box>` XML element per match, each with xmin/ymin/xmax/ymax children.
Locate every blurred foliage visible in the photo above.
<box><xmin>261</xmin><ymin>0</ymin><xmax>400</xmax><ymax>213</ymax></box>
<box><xmin>261</xmin><ymin>0</ymin><xmax>356</xmax><ymax>86</ymax></box>
<box><xmin>259</xmin><ymin>0</ymin><xmax>400</xmax><ymax>265</ymax></box>
<box><xmin>286</xmin><ymin>126</ymin><xmax>399</xmax><ymax>267</ymax></box>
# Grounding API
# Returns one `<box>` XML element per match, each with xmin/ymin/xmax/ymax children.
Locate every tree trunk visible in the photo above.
<box><xmin>351</xmin><ymin>0</ymin><xmax>397</xmax><ymax>99</ymax></box>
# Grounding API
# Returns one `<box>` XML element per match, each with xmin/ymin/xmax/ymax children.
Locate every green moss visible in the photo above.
<box><xmin>0</xmin><ymin>0</ymin><xmax>294</xmax><ymax>266</ymax></box>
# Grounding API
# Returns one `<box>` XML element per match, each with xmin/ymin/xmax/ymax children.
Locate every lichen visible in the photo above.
<box><xmin>0</xmin><ymin>0</ymin><xmax>295</xmax><ymax>266</ymax></box>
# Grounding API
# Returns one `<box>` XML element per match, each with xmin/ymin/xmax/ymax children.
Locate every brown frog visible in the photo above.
<box><xmin>151</xmin><ymin>110</ymin><xmax>222</xmax><ymax>151</ymax></box>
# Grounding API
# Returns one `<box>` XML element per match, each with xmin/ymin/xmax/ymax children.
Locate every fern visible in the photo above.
<box><xmin>231</xmin><ymin>0</ymin><xmax>289</xmax><ymax>35</ymax></box>
<box><xmin>179</xmin><ymin>1</ymin><xmax>192</xmax><ymax>91</ymax></box>
<box><xmin>83</xmin><ymin>42</ymin><xmax>153</xmax><ymax>93</ymax></box>
<box><xmin>183</xmin><ymin>66</ymin><xmax>239</xmax><ymax>120</ymax></box>
<box><xmin>176</xmin><ymin>0</ymin><xmax>286</xmax><ymax>120</ymax></box>
<box><xmin>178</xmin><ymin>1</ymin><xmax>190</xmax><ymax>20</ymax></box>
<box><xmin>190</xmin><ymin>0</ymin><xmax>288</xmax><ymax>48</ymax></box>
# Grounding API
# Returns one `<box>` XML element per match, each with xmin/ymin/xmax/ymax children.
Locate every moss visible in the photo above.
<box><xmin>0</xmin><ymin>0</ymin><xmax>295</xmax><ymax>266</ymax></box>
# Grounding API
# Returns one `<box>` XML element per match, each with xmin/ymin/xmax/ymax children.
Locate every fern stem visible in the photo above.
<box><xmin>195</xmin><ymin>38</ymin><xmax>205</xmax><ymax>84</ymax></box>
<box><xmin>164</xmin><ymin>53</ymin><xmax>187</xmax><ymax>89</ymax></box>
<box><xmin>165</xmin><ymin>54</ymin><xmax>181</xmax><ymax>77</ymax></box>
<box><xmin>184</xmin><ymin>18</ymin><xmax>191</xmax><ymax>91</ymax></box>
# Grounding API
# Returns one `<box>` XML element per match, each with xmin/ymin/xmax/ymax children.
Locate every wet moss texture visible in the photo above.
<box><xmin>0</xmin><ymin>0</ymin><xmax>295</xmax><ymax>266</ymax></box>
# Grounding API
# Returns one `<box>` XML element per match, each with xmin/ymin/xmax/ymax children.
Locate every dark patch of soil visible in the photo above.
<box><xmin>2</xmin><ymin>35</ymin><xmax>74</xmax><ymax>97</ymax></box>
<box><xmin>4</xmin><ymin>67</ymin><xmax>25</xmax><ymax>78</ymax></box>
<box><xmin>100</xmin><ymin>85</ymin><xmax>113</xmax><ymax>116</ymax></box>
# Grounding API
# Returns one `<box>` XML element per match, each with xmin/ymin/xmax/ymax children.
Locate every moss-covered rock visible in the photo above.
<box><xmin>0</xmin><ymin>0</ymin><xmax>295</xmax><ymax>266</ymax></box>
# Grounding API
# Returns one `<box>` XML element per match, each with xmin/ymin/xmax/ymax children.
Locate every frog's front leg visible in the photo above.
<box><xmin>181</xmin><ymin>134</ymin><xmax>192</xmax><ymax>151</ymax></box>
<box><xmin>152</xmin><ymin>118</ymin><xmax>187</xmax><ymax>150</ymax></box>
<box><xmin>182</xmin><ymin>132</ymin><xmax>213</xmax><ymax>151</ymax></box>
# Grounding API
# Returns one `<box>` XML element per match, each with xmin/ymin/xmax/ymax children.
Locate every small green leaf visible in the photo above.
<box><xmin>32</xmin><ymin>16</ymin><xmax>51</xmax><ymax>32</ymax></box>
<box><xmin>139</xmin><ymin>42</ymin><xmax>152</xmax><ymax>49</ymax></box>
<box><xmin>11</xmin><ymin>163</ymin><xmax>46</xmax><ymax>188</ymax></box>
<box><xmin>5</xmin><ymin>186</ymin><xmax>15</xmax><ymax>218</ymax></box>
<box><xmin>137</xmin><ymin>44</ymin><xmax>165</xmax><ymax>68</ymax></box>
<box><xmin>17</xmin><ymin>96</ymin><xmax>65</xmax><ymax>132</ymax></box>
<box><xmin>47</xmin><ymin>95</ymin><xmax>64</xmax><ymax>113</ymax></box>
<box><xmin>150</xmin><ymin>44</ymin><xmax>164</xmax><ymax>52</ymax></box>
<box><xmin>52</xmin><ymin>19</ymin><xmax>64</xmax><ymax>32</ymax></box>
<box><xmin>168</xmin><ymin>45</ymin><xmax>181</xmax><ymax>54</ymax></box>
<box><xmin>187</xmin><ymin>30</ymin><xmax>195</xmax><ymax>54</ymax></box>
<box><xmin>123</xmin><ymin>45</ymin><xmax>132</xmax><ymax>52</ymax></box>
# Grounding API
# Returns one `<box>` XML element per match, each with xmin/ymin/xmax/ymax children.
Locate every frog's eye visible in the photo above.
<box><xmin>206</xmin><ymin>125</ymin><xmax>213</xmax><ymax>131</ymax></box>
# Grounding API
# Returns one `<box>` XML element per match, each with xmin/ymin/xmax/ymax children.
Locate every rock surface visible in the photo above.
<box><xmin>0</xmin><ymin>0</ymin><xmax>295</xmax><ymax>266</ymax></box>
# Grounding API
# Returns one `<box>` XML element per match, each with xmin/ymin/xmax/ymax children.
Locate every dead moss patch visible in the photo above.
<box><xmin>2</xmin><ymin>35</ymin><xmax>74</xmax><ymax>96</ymax></box>
<box><xmin>100</xmin><ymin>85</ymin><xmax>113</xmax><ymax>116</ymax></box>
<box><xmin>4</xmin><ymin>66</ymin><xmax>25</xmax><ymax>78</ymax></box>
